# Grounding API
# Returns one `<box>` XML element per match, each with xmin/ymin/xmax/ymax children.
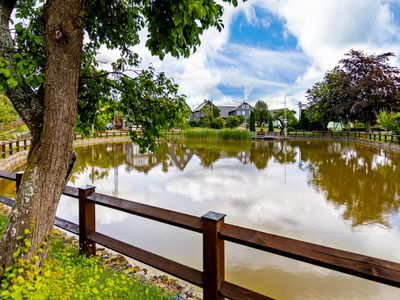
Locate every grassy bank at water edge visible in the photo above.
<box><xmin>0</xmin><ymin>214</ymin><xmax>174</xmax><ymax>300</ymax></box>
<box><xmin>183</xmin><ymin>128</ymin><xmax>252</xmax><ymax>141</ymax></box>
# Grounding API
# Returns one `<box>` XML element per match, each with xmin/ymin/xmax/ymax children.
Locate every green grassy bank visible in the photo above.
<box><xmin>0</xmin><ymin>213</ymin><xmax>174</xmax><ymax>300</ymax></box>
<box><xmin>182</xmin><ymin>128</ymin><xmax>252</xmax><ymax>141</ymax></box>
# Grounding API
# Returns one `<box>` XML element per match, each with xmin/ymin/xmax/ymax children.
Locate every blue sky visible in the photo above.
<box><xmin>99</xmin><ymin>0</ymin><xmax>400</xmax><ymax>114</ymax></box>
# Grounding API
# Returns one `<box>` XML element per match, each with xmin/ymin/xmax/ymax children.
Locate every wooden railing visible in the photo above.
<box><xmin>0</xmin><ymin>131</ymin><xmax>130</xmax><ymax>159</ymax></box>
<box><xmin>283</xmin><ymin>130</ymin><xmax>400</xmax><ymax>144</ymax></box>
<box><xmin>0</xmin><ymin>170</ymin><xmax>399</xmax><ymax>299</ymax></box>
<box><xmin>0</xmin><ymin>138</ymin><xmax>31</xmax><ymax>159</ymax></box>
<box><xmin>73</xmin><ymin>130</ymin><xmax>130</xmax><ymax>140</ymax></box>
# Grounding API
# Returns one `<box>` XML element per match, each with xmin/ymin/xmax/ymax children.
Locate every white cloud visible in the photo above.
<box><xmin>258</xmin><ymin>0</ymin><xmax>400</xmax><ymax>84</ymax></box>
<box><xmin>96</xmin><ymin>0</ymin><xmax>400</xmax><ymax>108</ymax></box>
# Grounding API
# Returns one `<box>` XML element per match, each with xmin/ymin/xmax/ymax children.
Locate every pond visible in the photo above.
<box><xmin>1</xmin><ymin>139</ymin><xmax>400</xmax><ymax>299</ymax></box>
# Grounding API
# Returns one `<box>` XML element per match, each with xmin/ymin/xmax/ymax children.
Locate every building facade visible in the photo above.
<box><xmin>190</xmin><ymin>100</ymin><xmax>254</xmax><ymax>121</ymax></box>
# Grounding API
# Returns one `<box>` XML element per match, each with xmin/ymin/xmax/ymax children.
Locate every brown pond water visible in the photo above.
<box><xmin>1</xmin><ymin>140</ymin><xmax>400</xmax><ymax>299</ymax></box>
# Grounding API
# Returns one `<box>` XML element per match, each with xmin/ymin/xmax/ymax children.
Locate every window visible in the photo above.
<box><xmin>242</xmin><ymin>111</ymin><xmax>245</xmax><ymax>115</ymax></box>
<box><xmin>242</xmin><ymin>105</ymin><xmax>245</xmax><ymax>109</ymax></box>
<box><xmin>246</xmin><ymin>105</ymin><xmax>249</xmax><ymax>109</ymax></box>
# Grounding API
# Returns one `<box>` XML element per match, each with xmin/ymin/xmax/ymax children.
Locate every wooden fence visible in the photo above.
<box><xmin>0</xmin><ymin>131</ymin><xmax>130</xmax><ymax>159</ymax></box>
<box><xmin>281</xmin><ymin>130</ymin><xmax>400</xmax><ymax>144</ymax></box>
<box><xmin>0</xmin><ymin>138</ymin><xmax>31</xmax><ymax>159</ymax></box>
<box><xmin>0</xmin><ymin>170</ymin><xmax>399</xmax><ymax>299</ymax></box>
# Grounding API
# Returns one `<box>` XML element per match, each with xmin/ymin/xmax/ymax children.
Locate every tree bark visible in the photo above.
<box><xmin>0</xmin><ymin>0</ymin><xmax>83</xmax><ymax>277</ymax></box>
<box><xmin>365</xmin><ymin>120</ymin><xmax>371</xmax><ymax>133</ymax></box>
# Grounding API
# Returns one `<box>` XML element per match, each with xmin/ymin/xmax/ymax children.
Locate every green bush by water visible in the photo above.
<box><xmin>183</xmin><ymin>128</ymin><xmax>252</xmax><ymax>141</ymax></box>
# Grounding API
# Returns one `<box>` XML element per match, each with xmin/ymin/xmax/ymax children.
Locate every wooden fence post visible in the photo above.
<box><xmin>0</xmin><ymin>143</ymin><xmax>4</xmax><ymax>159</ymax></box>
<box><xmin>9</xmin><ymin>142</ymin><xmax>12</xmax><ymax>155</ymax></box>
<box><xmin>16</xmin><ymin>140</ymin><xmax>19</xmax><ymax>152</ymax></box>
<box><xmin>23</xmin><ymin>139</ymin><xmax>27</xmax><ymax>150</ymax></box>
<box><xmin>16</xmin><ymin>171</ymin><xmax>24</xmax><ymax>192</ymax></box>
<box><xmin>78</xmin><ymin>185</ymin><xmax>96</xmax><ymax>256</ymax></box>
<box><xmin>202</xmin><ymin>211</ymin><xmax>226</xmax><ymax>300</ymax></box>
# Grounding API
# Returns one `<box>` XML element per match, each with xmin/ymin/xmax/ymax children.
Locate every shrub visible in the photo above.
<box><xmin>376</xmin><ymin>110</ymin><xmax>400</xmax><ymax>133</ymax></box>
<box><xmin>211</xmin><ymin>117</ymin><xmax>224</xmax><ymax>129</ymax></box>
<box><xmin>226</xmin><ymin>116</ymin><xmax>242</xmax><ymax>128</ymax></box>
<box><xmin>188</xmin><ymin>120</ymin><xmax>199</xmax><ymax>127</ymax></box>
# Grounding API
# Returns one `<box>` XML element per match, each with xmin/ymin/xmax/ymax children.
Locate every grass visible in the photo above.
<box><xmin>0</xmin><ymin>213</ymin><xmax>7</xmax><ymax>233</ymax></box>
<box><xmin>0</xmin><ymin>214</ymin><xmax>174</xmax><ymax>300</ymax></box>
<box><xmin>0</xmin><ymin>125</ymin><xmax>29</xmax><ymax>141</ymax></box>
<box><xmin>183</xmin><ymin>128</ymin><xmax>252</xmax><ymax>141</ymax></box>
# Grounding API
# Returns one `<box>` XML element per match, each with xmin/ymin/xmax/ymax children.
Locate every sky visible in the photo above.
<box><xmin>99</xmin><ymin>0</ymin><xmax>400</xmax><ymax>114</ymax></box>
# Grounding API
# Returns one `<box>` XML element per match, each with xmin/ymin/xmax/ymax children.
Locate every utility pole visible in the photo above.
<box><xmin>284</xmin><ymin>95</ymin><xmax>287</xmax><ymax>138</ymax></box>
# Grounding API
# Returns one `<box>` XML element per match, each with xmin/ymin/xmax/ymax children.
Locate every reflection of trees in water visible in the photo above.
<box><xmin>71</xmin><ymin>141</ymin><xmax>297</xmax><ymax>175</ymax></box>
<box><xmin>250</xmin><ymin>142</ymin><xmax>273</xmax><ymax>170</ymax></box>
<box><xmin>294</xmin><ymin>140</ymin><xmax>400</xmax><ymax>227</ymax></box>
<box><xmin>51</xmin><ymin>140</ymin><xmax>400</xmax><ymax>228</ymax></box>
<box><xmin>71</xmin><ymin>143</ymin><xmax>128</xmax><ymax>183</ymax></box>
<box><xmin>0</xmin><ymin>180</ymin><xmax>16</xmax><ymax>199</ymax></box>
<box><xmin>272</xmin><ymin>141</ymin><xmax>297</xmax><ymax>165</ymax></box>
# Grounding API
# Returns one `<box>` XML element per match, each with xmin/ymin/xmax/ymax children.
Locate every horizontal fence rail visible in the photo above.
<box><xmin>0</xmin><ymin>131</ymin><xmax>130</xmax><ymax>160</ymax></box>
<box><xmin>0</xmin><ymin>171</ymin><xmax>399</xmax><ymax>299</ymax></box>
<box><xmin>0</xmin><ymin>138</ymin><xmax>31</xmax><ymax>159</ymax></box>
<box><xmin>255</xmin><ymin>130</ymin><xmax>400</xmax><ymax>145</ymax></box>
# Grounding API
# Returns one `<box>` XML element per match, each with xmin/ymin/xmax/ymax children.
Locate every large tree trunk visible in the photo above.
<box><xmin>0</xmin><ymin>0</ymin><xmax>83</xmax><ymax>277</ymax></box>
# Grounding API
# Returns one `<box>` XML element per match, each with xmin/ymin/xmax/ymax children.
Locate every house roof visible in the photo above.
<box><xmin>217</xmin><ymin>106</ymin><xmax>235</xmax><ymax>118</ymax></box>
<box><xmin>193</xmin><ymin>100</ymin><xmax>214</xmax><ymax>112</ymax></box>
<box><xmin>230</xmin><ymin>101</ymin><xmax>254</xmax><ymax>113</ymax></box>
<box><xmin>192</xmin><ymin>100</ymin><xmax>254</xmax><ymax>116</ymax></box>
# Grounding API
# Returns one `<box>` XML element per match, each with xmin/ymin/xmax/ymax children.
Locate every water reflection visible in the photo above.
<box><xmin>70</xmin><ymin>140</ymin><xmax>400</xmax><ymax>228</ymax></box>
<box><xmin>1</xmin><ymin>140</ymin><xmax>399</xmax><ymax>299</ymax></box>
<box><xmin>294</xmin><ymin>141</ymin><xmax>400</xmax><ymax>227</ymax></box>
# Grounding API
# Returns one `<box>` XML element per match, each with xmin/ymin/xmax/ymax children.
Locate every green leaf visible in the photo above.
<box><xmin>7</xmin><ymin>77</ymin><xmax>18</xmax><ymax>89</ymax></box>
<box><xmin>0</xmin><ymin>68</ymin><xmax>11</xmax><ymax>78</ymax></box>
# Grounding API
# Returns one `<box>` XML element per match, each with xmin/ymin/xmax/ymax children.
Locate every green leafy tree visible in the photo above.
<box><xmin>376</xmin><ymin>110</ymin><xmax>400</xmax><ymax>133</ymax></box>
<box><xmin>307</xmin><ymin>50</ymin><xmax>400</xmax><ymax>132</ymax></box>
<box><xmin>0</xmin><ymin>94</ymin><xmax>18</xmax><ymax>125</ymax></box>
<box><xmin>200</xmin><ymin>103</ymin><xmax>220</xmax><ymax>128</ymax></box>
<box><xmin>0</xmin><ymin>0</ymin><xmax>241</xmax><ymax>274</ymax></box>
<box><xmin>272</xmin><ymin>109</ymin><xmax>298</xmax><ymax>128</ymax></box>
<box><xmin>119</xmin><ymin>67</ymin><xmax>190</xmax><ymax>151</ymax></box>
<box><xmin>306</xmin><ymin>76</ymin><xmax>341</xmax><ymax>130</ymax></box>
<box><xmin>268</xmin><ymin>115</ymin><xmax>274</xmax><ymax>132</ymax></box>
<box><xmin>249</xmin><ymin>111</ymin><xmax>255</xmax><ymax>132</ymax></box>
<box><xmin>254</xmin><ymin>100</ymin><xmax>269</xmax><ymax>127</ymax></box>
